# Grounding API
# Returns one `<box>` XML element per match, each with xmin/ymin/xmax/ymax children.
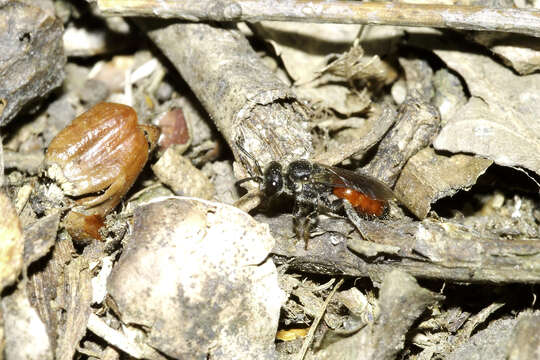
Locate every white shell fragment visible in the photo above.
<box><xmin>108</xmin><ymin>197</ymin><xmax>284</xmax><ymax>359</ymax></box>
<box><xmin>152</xmin><ymin>148</ymin><xmax>215</xmax><ymax>200</ymax></box>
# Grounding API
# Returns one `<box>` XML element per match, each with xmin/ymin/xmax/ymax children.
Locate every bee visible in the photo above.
<box><xmin>236</xmin><ymin>144</ymin><xmax>396</xmax><ymax>248</ymax></box>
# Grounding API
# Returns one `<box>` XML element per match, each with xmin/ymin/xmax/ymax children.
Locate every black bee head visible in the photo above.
<box><xmin>262</xmin><ymin>161</ymin><xmax>284</xmax><ymax>196</ymax></box>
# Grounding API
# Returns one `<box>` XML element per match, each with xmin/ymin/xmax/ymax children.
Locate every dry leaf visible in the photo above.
<box><xmin>321</xmin><ymin>43</ymin><xmax>395</xmax><ymax>85</ymax></box>
<box><xmin>394</xmin><ymin>148</ymin><xmax>493</xmax><ymax>219</ymax></box>
<box><xmin>295</xmin><ymin>85</ymin><xmax>371</xmax><ymax>116</ymax></box>
<box><xmin>433</xmin><ymin>48</ymin><xmax>540</xmax><ymax>175</ymax></box>
<box><xmin>255</xmin><ymin>22</ymin><xmax>361</xmax><ymax>84</ymax></box>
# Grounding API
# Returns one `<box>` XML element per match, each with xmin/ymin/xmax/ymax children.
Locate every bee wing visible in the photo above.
<box><xmin>316</xmin><ymin>163</ymin><xmax>396</xmax><ymax>201</ymax></box>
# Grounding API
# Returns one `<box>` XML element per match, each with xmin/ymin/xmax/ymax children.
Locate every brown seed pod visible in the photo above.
<box><xmin>45</xmin><ymin>102</ymin><xmax>159</xmax><ymax>242</ymax></box>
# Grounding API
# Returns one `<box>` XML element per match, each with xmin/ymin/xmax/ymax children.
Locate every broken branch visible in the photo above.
<box><xmin>97</xmin><ymin>0</ymin><xmax>540</xmax><ymax>38</ymax></box>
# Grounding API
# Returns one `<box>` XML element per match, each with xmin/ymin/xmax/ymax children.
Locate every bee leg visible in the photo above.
<box><xmin>292</xmin><ymin>201</ymin><xmax>315</xmax><ymax>248</ymax></box>
<box><xmin>302</xmin><ymin>210</ymin><xmax>319</xmax><ymax>249</ymax></box>
<box><xmin>342</xmin><ymin>200</ymin><xmax>371</xmax><ymax>241</ymax></box>
<box><xmin>292</xmin><ymin>201</ymin><xmax>307</xmax><ymax>239</ymax></box>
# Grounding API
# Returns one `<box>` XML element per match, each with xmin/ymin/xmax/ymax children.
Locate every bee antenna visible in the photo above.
<box><xmin>235</xmin><ymin>139</ymin><xmax>264</xmax><ymax>177</ymax></box>
<box><xmin>235</xmin><ymin>176</ymin><xmax>263</xmax><ymax>187</ymax></box>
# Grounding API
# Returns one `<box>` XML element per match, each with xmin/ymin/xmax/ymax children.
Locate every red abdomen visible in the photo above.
<box><xmin>333</xmin><ymin>187</ymin><xmax>386</xmax><ymax>217</ymax></box>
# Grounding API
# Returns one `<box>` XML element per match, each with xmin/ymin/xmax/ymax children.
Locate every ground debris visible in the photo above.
<box><xmin>1</xmin><ymin>2</ymin><xmax>539</xmax><ymax>359</ymax></box>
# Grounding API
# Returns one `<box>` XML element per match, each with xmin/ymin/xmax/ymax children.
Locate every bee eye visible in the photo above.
<box><xmin>263</xmin><ymin>161</ymin><xmax>283</xmax><ymax>196</ymax></box>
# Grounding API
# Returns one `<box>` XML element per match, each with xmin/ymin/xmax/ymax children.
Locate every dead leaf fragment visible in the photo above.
<box><xmin>433</xmin><ymin>49</ymin><xmax>540</xmax><ymax>175</ymax></box>
<box><xmin>22</xmin><ymin>212</ymin><xmax>59</xmax><ymax>266</ymax></box>
<box><xmin>0</xmin><ymin>191</ymin><xmax>23</xmax><ymax>291</ymax></box>
<box><xmin>255</xmin><ymin>22</ymin><xmax>361</xmax><ymax>84</ymax></box>
<box><xmin>321</xmin><ymin>43</ymin><xmax>395</xmax><ymax>85</ymax></box>
<box><xmin>295</xmin><ymin>84</ymin><xmax>371</xmax><ymax>116</ymax></box>
<box><xmin>395</xmin><ymin>148</ymin><xmax>492</xmax><ymax>219</ymax></box>
<box><xmin>313</xmin><ymin>106</ymin><xmax>396</xmax><ymax>165</ymax></box>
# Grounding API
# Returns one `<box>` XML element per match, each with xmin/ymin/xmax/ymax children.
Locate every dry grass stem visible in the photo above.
<box><xmin>297</xmin><ymin>278</ymin><xmax>345</xmax><ymax>360</ymax></box>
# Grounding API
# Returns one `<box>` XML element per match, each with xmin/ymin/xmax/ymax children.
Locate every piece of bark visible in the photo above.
<box><xmin>394</xmin><ymin>147</ymin><xmax>492</xmax><ymax>219</ymax></box>
<box><xmin>392</xmin><ymin>66</ymin><xmax>491</xmax><ymax>218</ymax></box>
<box><xmin>398</xmin><ymin>57</ymin><xmax>435</xmax><ymax>101</ymax></box>
<box><xmin>353</xmin><ymin>216</ymin><xmax>540</xmax><ymax>283</ymax></box>
<box><xmin>55</xmin><ymin>256</ymin><xmax>92</xmax><ymax>360</ymax></box>
<box><xmin>0</xmin><ymin>1</ymin><xmax>65</xmax><ymax>126</ymax></box>
<box><xmin>269</xmin><ymin>214</ymin><xmax>540</xmax><ymax>284</ymax></box>
<box><xmin>139</xmin><ymin>20</ymin><xmax>312</xmax><ymax>172</ymax></box>
<box><xmin>363</xmin><ymin>96</ymin><xmax>441</xmax><ymax>186</ymax></box>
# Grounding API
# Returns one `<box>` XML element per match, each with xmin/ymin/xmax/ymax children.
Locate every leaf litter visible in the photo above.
<box><xmin>0</xmin><ymin>1</ymin><xmax>539</xmax><ymax>359</ymax></box>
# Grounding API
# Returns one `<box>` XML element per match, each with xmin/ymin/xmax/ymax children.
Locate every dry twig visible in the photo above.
<box><xmin>270</xmin><ymin>214</ymin><xmax>540</xmax><ymax>284</ymax></box>
<box><xmin>87</xmin><ymin>314</ymin><xmax>165</xmax><ymax>360</ymax></box>
<box><xmin>98</xmin><ymin>0</ymin><xmax>540</xmax><ymax>38</ymax></box>
<box><xmin>136</xmin><ymin>20</ymin><xmax>312</xmax><ymax>172</ymax></box>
